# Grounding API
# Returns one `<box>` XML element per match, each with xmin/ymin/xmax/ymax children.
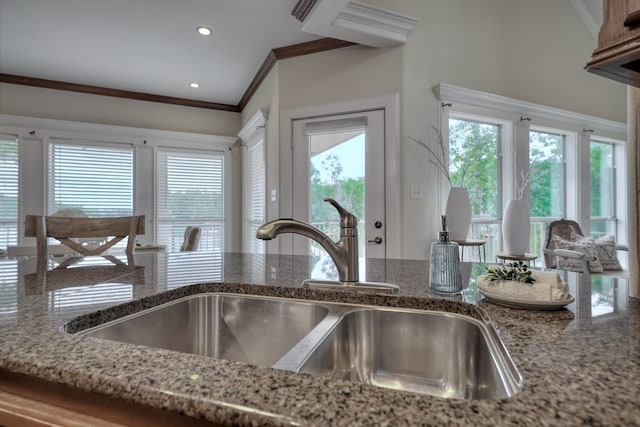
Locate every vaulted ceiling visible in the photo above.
<box><xmin>0</xmin><ymin>0</ymin><xmax>601</xmax><ymax>112</ymax></box>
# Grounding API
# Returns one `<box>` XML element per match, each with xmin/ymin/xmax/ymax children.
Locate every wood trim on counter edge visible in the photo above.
<box><xmin>1</xmin><ymin>38</ymin><xmax>356</xmax><ymax>114</ymax></box>
<box><xmin>0</xmin><ymin>370</ymin><xmax>218</xmax><ymax>427</ymax></box>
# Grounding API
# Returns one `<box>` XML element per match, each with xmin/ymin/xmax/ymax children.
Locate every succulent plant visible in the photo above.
<box><xmin>485</xmin><ymin>261</ymin><xmax>535</xmax><ymax>284</ymax></box>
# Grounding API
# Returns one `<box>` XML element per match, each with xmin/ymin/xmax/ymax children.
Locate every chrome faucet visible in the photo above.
<box><xmin>256</xmin><ymin>198</ymin><xmax>359</xmax><ymax>284</ymax></box>
<box><xmin>256</xmin><ymin>198</ymin><xmax>398</xmax><ymax>293</ymax></box>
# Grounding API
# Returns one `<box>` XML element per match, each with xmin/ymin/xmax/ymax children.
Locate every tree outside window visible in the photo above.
<box><xmin>529</xmin><ymin>131</ymin><xmax>564</xmax><ymax>218</ymax></box>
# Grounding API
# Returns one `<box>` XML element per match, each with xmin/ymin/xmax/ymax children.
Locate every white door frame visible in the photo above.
<box><xmin>279</xmin><ymin>94</ymin><xmax>401</xmax><ymax>259</ymax></box>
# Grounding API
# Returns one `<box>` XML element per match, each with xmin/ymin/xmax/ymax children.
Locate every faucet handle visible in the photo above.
<box><xmin>324</xmin><ymin>198</ymin><xmax>358</xmax><ymax>228</ymax></box>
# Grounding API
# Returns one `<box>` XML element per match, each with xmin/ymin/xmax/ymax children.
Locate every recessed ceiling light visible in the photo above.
<box><xmin>197</xmin><ymin>26</ymin><xmax>212</xmax><ymax>36</ymax></box>
<box><xmin>189</xmin><ymin>82</ymin><xmax>200</xmax><ymax>88</ymax></box>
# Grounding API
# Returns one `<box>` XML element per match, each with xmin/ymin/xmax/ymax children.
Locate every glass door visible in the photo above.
<box><xmin>292</xmin><ymin>110</ymin><xmax>386</xmax><ymax>279</ymax></box>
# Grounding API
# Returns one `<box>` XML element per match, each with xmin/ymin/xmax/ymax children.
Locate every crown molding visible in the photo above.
<box><xmin>237</xmin><ymin>38</ymin><xmax>354</xmax><ymax>110</ymax></box>
<box><xmin>300</xmin><ymin>0</ymin><xmax>418</xmax><ymax>47</ymax></box>
<box><xmin>1</xmin><ymin>38</ymin><xmax>353</xmax><ymax>114</ymax></box>
<box><xmin>292</xmin><ymin>0</ymin><xmax>318</xmax><ymax>22</ymax></box>
<box><xmin>0</xmin><ymin>73</ymin><xmax>239</xmax><ymax>112</ymax></box>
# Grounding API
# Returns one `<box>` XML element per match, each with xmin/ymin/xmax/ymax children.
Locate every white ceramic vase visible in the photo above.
<box><xmin>444</xmin><ymin>187</ymin><xmax>471</xmax><ymax>241</ymax></box>
<box><xmin>502</xmin><ymin>199</ymin><xmax>530</xmax><ymax>255</ymax></box>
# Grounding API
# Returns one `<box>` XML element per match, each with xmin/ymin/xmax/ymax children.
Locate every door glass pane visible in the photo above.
<box><xmin>156</xmin><ymin>149</ymin><xmax>224</xmax><ymax>252</ymax></box>
<box><xmin>590</xmin><ymin>140</ymin><xmax>615</xmax><ymax>237</ymax></box>
<box><xmin>529</xmin><ymin>131</ymin><xmax>564</xmax><ymax>218</ymax></box>
<box><xmin>308</xmin><ymin>131</ymin><xmax>365</xmax><ymax>279</ymax></box>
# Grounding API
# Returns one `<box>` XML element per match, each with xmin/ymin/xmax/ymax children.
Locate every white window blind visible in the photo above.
<box><xmin>0</xmin><ymin>260</ymin><xmax>18</xmax><ymax>325</ymax></box>
<box><xmin>48</xmin><ymin>139</ymin><xmax>133</xmax><ymax>217</ymax></box>
<box><xmin>0</xmin><ymin>134</ymin><xmax>19</xmax><ymax>249</ymax></box>
<box><xmin>156</xmin><ymin>148</ymin><xmax>224</xmax><ymax>252</ymax></box>
<box><xmin>246</xmin><ymin>138</ymin><xmax>265</xmax><ymax>254</ymax></box>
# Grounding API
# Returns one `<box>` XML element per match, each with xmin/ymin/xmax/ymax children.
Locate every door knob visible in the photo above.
<box><xmin>368</xmin><ymin>236</ymin><xmax>383</xmax><ymax>244</ymax></box>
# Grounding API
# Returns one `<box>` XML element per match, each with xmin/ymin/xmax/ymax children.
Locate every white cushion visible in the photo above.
<box><xmin>552</xmin><ymin>235</ymin><xmax>603</xmax><ymax>273</ymax></box>
<box><xmin>594</xmin><ymin>235</ymin><xmax>623</xmax><ymax>271</ymax></box>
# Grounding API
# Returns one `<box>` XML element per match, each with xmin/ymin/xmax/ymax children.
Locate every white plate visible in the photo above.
<box><xmin>479</xmin><ymin>289</ymin><xmax>575</xmax><ymax>310</ymax></box>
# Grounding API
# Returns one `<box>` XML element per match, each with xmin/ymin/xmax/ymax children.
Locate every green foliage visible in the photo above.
<box><xmin>484</xmin><ymin>261</ymin><xmax>535</xmax><ymax>284</ymax></box>
<box><xmin>449</xmin><ymin>120</ymin><xmax>499</xmax><ymax>219</ymax></box>
<box><xmin>529</xmin><ymin>131</ymin><xmax>563</xmax><ymax>217</ymax></box>
<box><xmin>310</xmin><ymin>154</ymin><xmax>364</xmax><ymax>224</ymax></box>
<box><xmin>589</xmin><ymin>142</ymin><xmax>614</xmax><ymax>218</ymax></box>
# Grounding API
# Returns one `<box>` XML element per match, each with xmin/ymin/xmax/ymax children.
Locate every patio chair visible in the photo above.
<box><xmin>25</xmin><ymin>215</ymin><xmax>145</xmax><ymax>257</ymax></box>
<box><xmin>542</xmin><ymin>219</ymin><xmax>627</xmax><ymax>273</ymax></box>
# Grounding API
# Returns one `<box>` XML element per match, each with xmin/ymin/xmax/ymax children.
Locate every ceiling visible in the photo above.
<box><xmin>0</xmin><ymin>1</ymin><xmax>602</xmax><ymax>112</ymax></box>
<box><xmin>0</xmin><ymin>0</ymin><xmax>323</xmax><ymax>108</ymax></box>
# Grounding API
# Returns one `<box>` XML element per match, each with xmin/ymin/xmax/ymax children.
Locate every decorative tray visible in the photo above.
<box><xmin>480</xmin><ymin>289</ymin><xmax>575</xmax><ymax>310</ymax></box>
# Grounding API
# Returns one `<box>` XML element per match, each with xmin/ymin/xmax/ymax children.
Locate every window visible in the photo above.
<box><xmin>245</xmin><ymin>138</ymin><xmax>265</xmax><ymax>254</ymax></box>
<box><xmin>0</xmin><ymin>134</ymin><xmax>19</xmax><ymax>249</ymax></box>
<box><xmin>439</xmin><ymin>84</ymin><xmax>626</xmax><ymax>265</ymax></box>
<box><xmin>48</xmin><ymin>139</ymin><xmax>133</xmax><ymax>217</ymax></box>
<box><xmin>528</xmin><ymin>130</ymin><xmax>566</xmax><ymax>258</ymax></box>
<box><xmin>529</xmin><ymin>130</ymin><xmax>565</xmax><ymax>218</ymax></box>
<box><xmin>239</xmin><ymin>109</ymin><xmax>267</xmax><ymax>254</ymax></box>
<box><xmin>156</xmin><ymin>148</ymin><xmax>224</xmax><ymax>252</ymax></box>
<box><xmin>448</xmin><ymin>117</ymin><xmax>501</xmax><ymax>259</ymax></box>
<box><xmin>0</xmin><ymin>259</ymin><xmax>18</xmax><ymax>324</ymax></box>
<box><xmin>590</xmin><ymin>140</ymin><xmax>616</xmax><ymax>237</ymax></box>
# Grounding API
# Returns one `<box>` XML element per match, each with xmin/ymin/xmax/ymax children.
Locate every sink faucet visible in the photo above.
<box><xmin>256</xmin><ymin>198</ymin><xmax>359</xmax><ymax>284</ymax></box>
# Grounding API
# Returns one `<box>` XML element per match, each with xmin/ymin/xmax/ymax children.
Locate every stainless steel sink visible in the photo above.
<box><xmin>76</xmin><ymin>293</ymin><xmax>522</xmax><ymax>400</ymax></box>
<box><xmin>295</xmin><ymin>308</ymin><xmax>521</xmax><ymax>400</ymax></box>
<box><xmin>78</xmin><ymin>293</ymin><xmax>331</xmax><ymax>366</ymax></box>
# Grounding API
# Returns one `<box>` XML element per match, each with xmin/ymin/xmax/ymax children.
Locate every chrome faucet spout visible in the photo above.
<box><xmin>256</xmin><ymin>199</ymin><xmax>359</xmax><ymax>284</ymax></box>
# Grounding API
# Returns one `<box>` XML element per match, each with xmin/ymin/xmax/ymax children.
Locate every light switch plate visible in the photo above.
<box><xmin>410</xmin><ymin>185</ymin><xmax>422</xmax><ymax>199</ymax></box>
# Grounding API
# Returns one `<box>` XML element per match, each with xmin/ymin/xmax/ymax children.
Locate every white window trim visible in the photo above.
<box><xmin>434</xmin><ymin>83</ymin><xmax>628</xmax><ymax>247</ymax></box>
<box><xmin>280</xmin><ymin>94</ymin><xmax>401</xmax><ymax>259</ymax></box>
<box><xmin>0</xmin><ymin>114</ymin><xmax>236</xmax><ymax>248</ymax></box>
<box><xmin>238</xmin><ymin>109</ymin><xmax>267</xmax><ymax>254</ymax></box>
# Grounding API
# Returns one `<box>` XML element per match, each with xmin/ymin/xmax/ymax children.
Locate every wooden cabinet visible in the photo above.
<box><xmin>586</xmin><ymin>0</ymin><xmax>640</xmax><ymax>87</ymax></box>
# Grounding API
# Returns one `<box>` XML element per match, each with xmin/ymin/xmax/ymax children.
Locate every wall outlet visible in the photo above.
<box><xmin>410</xmin><ymin>185</ymin><xmax>422</xmax><ymax>199</ymax></box>
<box><xmin>271</xmin><ymin>188</ymin><xmax>277</xmax><ymax>202</ymax></box>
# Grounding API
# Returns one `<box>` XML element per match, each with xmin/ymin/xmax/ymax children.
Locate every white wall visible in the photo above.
<box><xmin>0</xmin><ymin>83</ymin><xmax>240</xmax><ymax>136</ymax></box>
<box><xmin>240</xmin><ymin>0</ymin><xmax>627</xmax><ymax>260</ymax></box>
<box><xmin>3</xmin><ymin>0</ymin><xmax>627</xmax><ymax>259</ymax></box>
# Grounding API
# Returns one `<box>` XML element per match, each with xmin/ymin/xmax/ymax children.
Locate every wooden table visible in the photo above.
<box><xmin>495</xmin><ymin>252</ymin><xmax>538</xmax><ymax>266</ymax></box>
<box><xmin>452</xmin><ymin>239</ymin><xmax>486</xmax><ymax>262</ymax></box>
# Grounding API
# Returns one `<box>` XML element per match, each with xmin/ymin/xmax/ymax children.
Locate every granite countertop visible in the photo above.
<box><xmin>0</xmin><ymin>251</ymin><xmax>639</xmax><ymax>426</ymax></box>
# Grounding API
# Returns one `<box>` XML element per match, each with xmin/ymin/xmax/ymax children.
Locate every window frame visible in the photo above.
<box><xmin>0</xmin><ymin>134</ymin><xmax>19</xmax><ymax>249</ymax></box>
<box><xmin>0</xmin><ymin>114</ymin><xmax>235</xmax><ymax>249</ymax></box>
<box><xmin>47</xmin><ymin>137</ymin><xmax>134</xmax><ymax>218</ymax></box>
<box><xmin>436</xmin><ymin>83</ymin><xmax>628</xmax><ymax>263</ymax></box>
<box><xmin>155</xmin><ymin>146</ymin><xmax>226</xmax><ymax>252</ymax></box>
<box><xmin>238</xmin><ymin>109</ymin><xmax>267</xmax><ymax>254</ymax></box>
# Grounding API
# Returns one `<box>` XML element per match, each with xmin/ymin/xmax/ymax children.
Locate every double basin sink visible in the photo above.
<box><xmin>76</xmin><ymin>293</ymin><xmax>523</xmax><ymax>400</ymax></box>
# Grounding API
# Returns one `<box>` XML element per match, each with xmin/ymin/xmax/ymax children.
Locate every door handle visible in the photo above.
<box><xmin>368</xmin><ymin>236</ymin><xmax>383</xmax><ymax>244</ymax></box>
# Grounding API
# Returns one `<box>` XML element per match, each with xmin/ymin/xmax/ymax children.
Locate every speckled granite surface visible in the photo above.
<box><xmin>1</xmin><ymin>252</ymin><xmax>639</xmax><ymax>426</ymax></box>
